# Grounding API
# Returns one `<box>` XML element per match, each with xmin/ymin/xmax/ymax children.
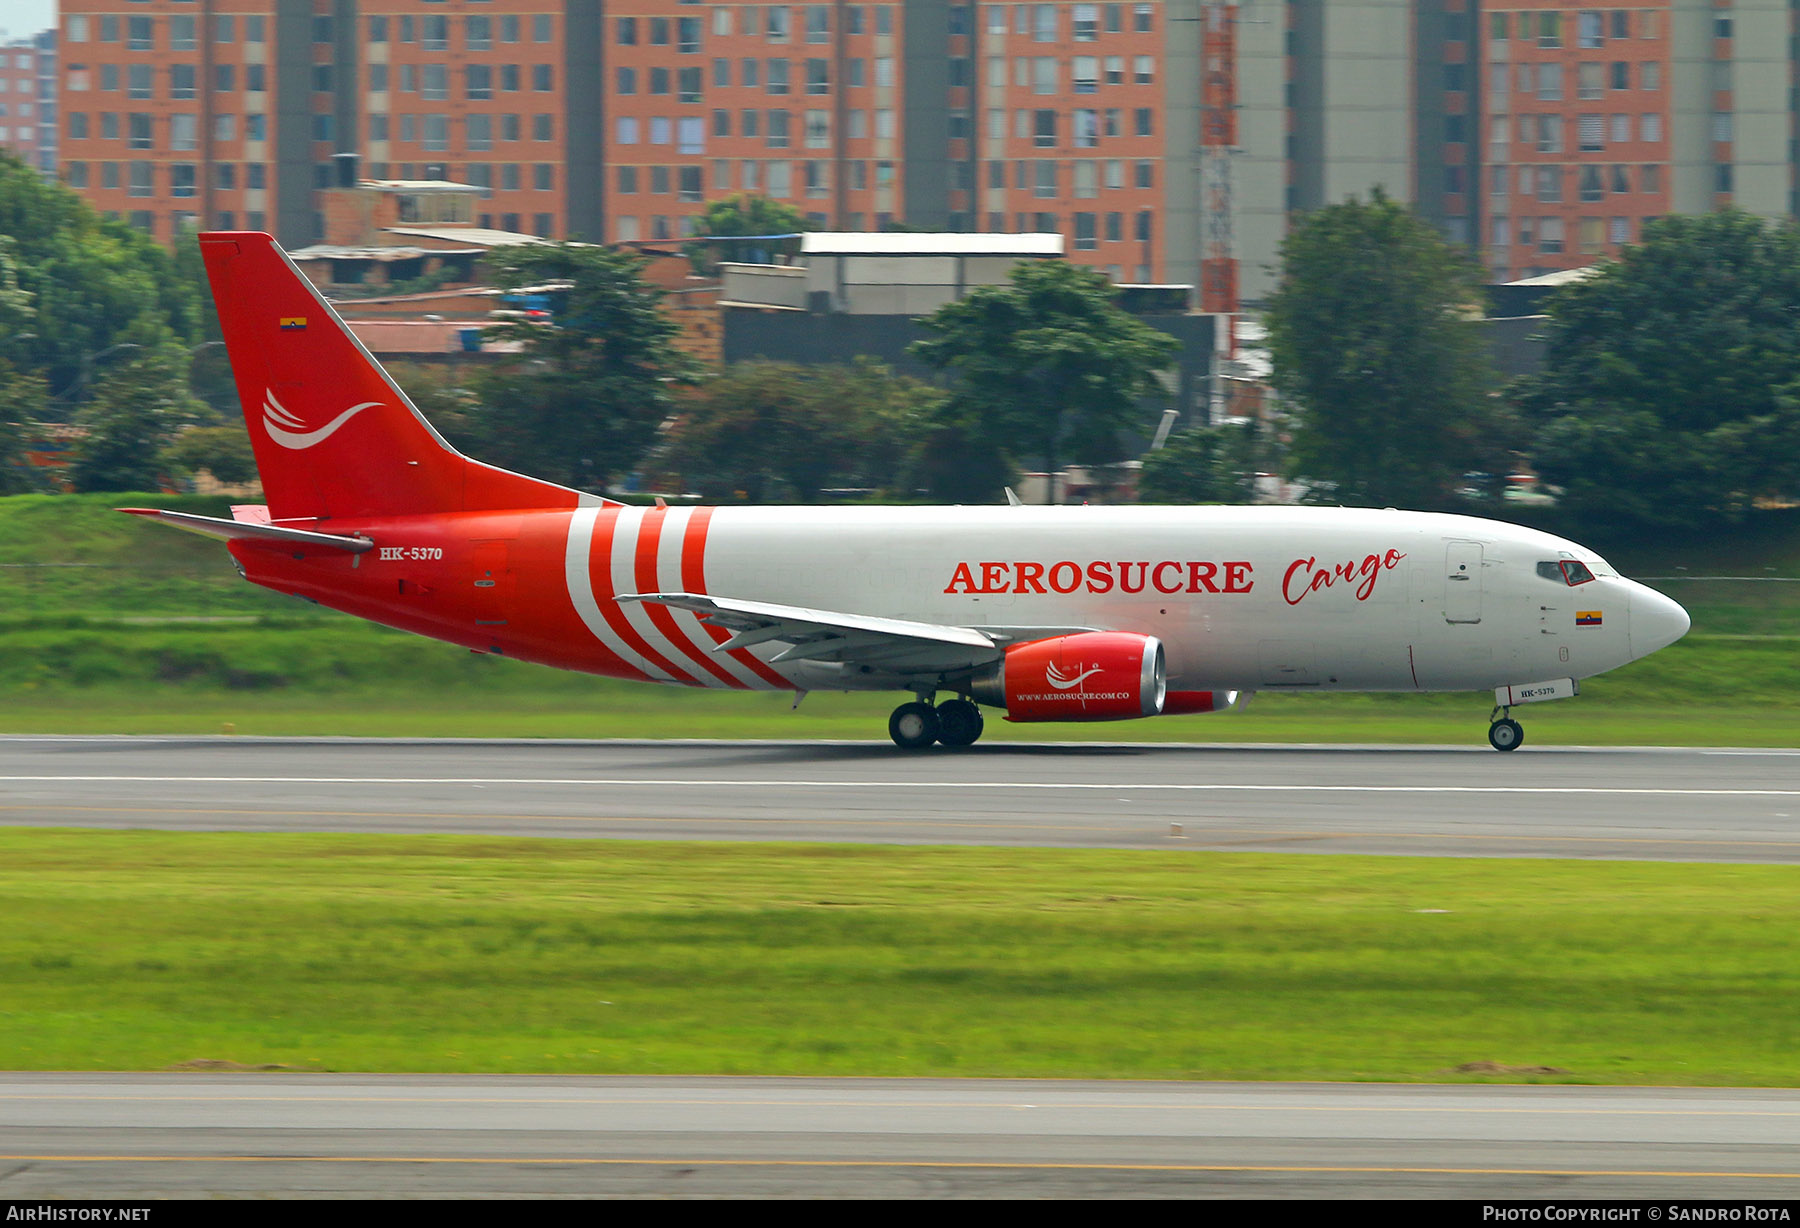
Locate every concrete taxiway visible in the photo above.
<box><xmin>1</xmin><ymin>737</ymin><xmax>1797</xmax><ymax>861</ymax></box>
<box><xmin>3</xmin><ymin>1074</ymin><xmax>1799</xmax><ymax>1199</ymax></box>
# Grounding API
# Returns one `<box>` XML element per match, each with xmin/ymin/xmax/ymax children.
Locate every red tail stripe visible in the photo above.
<box><xmin>635</xmin><ymin>506</ymin><xmax>746</xmax><ymax>689</ymax></box>
<box><xmin>591</xmin><ymin>507</ymin><xmax>706</xmax><ymax>686</ymax></box>
<box><xmin>683</xmin><ymin>506</ymin><xmax>792</xmax><ymax>689</ymax></box>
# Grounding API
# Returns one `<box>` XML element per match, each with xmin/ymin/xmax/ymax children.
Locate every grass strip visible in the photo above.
<box><xmin>3</xmin><ymin>829</ymin><xmax>1799</xmax><ymax>1085</ymax></box>
<box><xmin>0</xmin><ymin>623</ymin><xmax>1793</xmax><ymax>744</ymax></box>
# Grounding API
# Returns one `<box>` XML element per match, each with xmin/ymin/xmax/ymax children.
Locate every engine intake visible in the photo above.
<box><xmin>969</xmin><ymin>632</ymin><xmax>1166</xmax><ymax>722</ymax></box>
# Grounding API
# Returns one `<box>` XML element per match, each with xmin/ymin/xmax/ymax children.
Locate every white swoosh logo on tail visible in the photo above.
<box><xmin>262</xmin><ymin>389</ymin><xmax>381</xmax><ymax>450</ymax></box>
<box><xmin>1045</xmin><ymin>664</ymin><xmax>1103</xmax><ymax>691</ymax></box>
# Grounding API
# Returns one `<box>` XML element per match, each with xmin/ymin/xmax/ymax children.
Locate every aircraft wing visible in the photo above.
<box><xmin>621</xmin><ymin>592</ymin><xmax>1104</xmax><ymax>677</ymax></box>
<box><xmin>617</xmin><ymin>592</ymin><xmax>1005</xmax><ymax>675</ymax></box>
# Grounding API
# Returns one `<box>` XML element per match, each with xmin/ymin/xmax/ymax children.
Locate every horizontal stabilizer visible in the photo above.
<box><xmin>118</xmin><ymin>508</ymin><xmax>374</xmax><ymax>553</ymax></box>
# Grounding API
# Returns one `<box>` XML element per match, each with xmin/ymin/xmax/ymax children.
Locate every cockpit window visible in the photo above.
<box><xmin>1537</xmin><ymin>560</ymin><xmax>1598</xmax><ymax>586</ymax></box>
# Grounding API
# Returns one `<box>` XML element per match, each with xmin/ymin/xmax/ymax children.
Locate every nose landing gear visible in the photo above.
<box><xmin>1488</xmin><ymin>706</ymin><xmax>1524</xmax><ymax>752</ymax></box>
<box><xmin>888</xmin><ymin>696</ymin><xmax>986</xmax><ymax>749</ymax></box>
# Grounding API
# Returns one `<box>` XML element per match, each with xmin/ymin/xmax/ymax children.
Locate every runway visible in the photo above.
<box><xmin>5</xmin><ymin>737</ymin><xmax>1798</xmax><ymax>1199</ymax></box>
<box><xmin>4</xmin><ymin>1074</ymin><xmax>1800</xmax><ymax>1199</ymax></box>
<box><xmin>2</xmin><ymin>736</ymin><xmax>1798</xmax><ymax>861</ymax></box>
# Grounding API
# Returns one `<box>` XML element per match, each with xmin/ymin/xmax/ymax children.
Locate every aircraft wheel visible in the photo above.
<box><xmin>935</xmin><ymin>699</ymin><xmax>985</xmax><ymax>748</ymax></box>
<box><xmin>889</xmin><ymin>702</ymin><xmax>941</xmax><ymax>750</ymax></box>
<box><xmin>1488</xmin><ymin>718</ymin><xmax>1524</xmax><ymax>752</ymax></box>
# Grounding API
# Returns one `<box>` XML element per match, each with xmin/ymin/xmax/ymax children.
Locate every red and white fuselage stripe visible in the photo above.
<box><xmin>564</xmin><ymin>504</ymin><xmax>794</xmax><ymax>690</ymax></box>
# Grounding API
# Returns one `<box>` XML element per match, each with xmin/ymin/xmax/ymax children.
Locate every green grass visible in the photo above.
<box><xmin>1</xmin><ymin>493</ymin><xmax>1796</xmax><ymax>744</ymax></box>
<box><xmin>3</xmin><ymin>830</ymin><xmax>1798</xmax><ymax>1083</ymax></box>
<box><xmin>0</xmin><ymin>620</ymin><xmax>1792</xmax><ymax>744</ymax></box>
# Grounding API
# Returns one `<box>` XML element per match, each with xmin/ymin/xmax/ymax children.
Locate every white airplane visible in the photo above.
<box><xmin>126</xmin><ymin>233</ymin><xmax>1690</xmax><ymax>751</ymax></box>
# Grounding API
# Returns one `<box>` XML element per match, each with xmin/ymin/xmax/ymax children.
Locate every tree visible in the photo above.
<box><xmin>0</xmin><ymin>360</ymin><xmax>49</xmax><ymax>495</ymax></box>
<box><xmin>662</xmin><ymin>360</ymin><xmax>941</xmax><ymax>502</ymax></box>
<box><xmin>68</xmin><ymin>341</ymin><xmax>210</xmax><ymax>493</ymax></box>
<box><xmin>470</xmin><ymin>242</ymin><xmax>699</xmax><ymax>492</ymax></box>
<box><xmin>160</xmin><ymin>423</ymin><xmax>257</xmax><ymax>487</ymax></box>
<box><xmin>1518</xmin><ymin>210</ymin><xmax>1800</xmax><ymax>529</ymax></box>
<box><xmin>684</xmin><ymin>193</ymin><xmax>807</xmax><ymax>274</ymax></box>
<box><xmin>0</xmin><ymin>151</ymin><xmax>201</xmax><ymax>395</ymax></box>
<box><xmin>1138</xmin><ymin>422</ymin><xmax>1262</xmax><ymax>504</ymax></box>
<box><xmin>1264</xmin><ymin>190</ymin><xmax>1501</xmax><ymax>509</ymax></box>
<box><xmin>910</xmin><ymin>260</ymin><xmax>1180</xmax><ymax>503</ymax></box>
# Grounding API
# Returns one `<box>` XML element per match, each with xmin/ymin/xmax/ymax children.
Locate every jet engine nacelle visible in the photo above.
<box><xmin>969</xmin><ymin>632</ymin><xmax>1166</xmax><ymax>722</ymax></box>
<box><xmin>1161</xmin><ymin>689</ymin><xmax>1240</xmax><ymax>716</ymax></box>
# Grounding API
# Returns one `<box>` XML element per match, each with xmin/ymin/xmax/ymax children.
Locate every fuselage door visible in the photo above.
<box><xmin>1443</xmin><ymin>540</ymin><xmax>1483</xmax><ymax>624</ymax></box>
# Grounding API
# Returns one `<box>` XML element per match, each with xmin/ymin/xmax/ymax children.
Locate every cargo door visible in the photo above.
<box><xmin>1443</xmin><ymin>540</ymin><xmax>1483</xmax><ymax>625</ymax></box>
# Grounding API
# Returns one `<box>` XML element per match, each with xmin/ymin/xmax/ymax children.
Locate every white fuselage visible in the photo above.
<box><xmin>672</xmin><ymin>504</ymin><xmax>1684</xmax><ymax>695</ymax></box>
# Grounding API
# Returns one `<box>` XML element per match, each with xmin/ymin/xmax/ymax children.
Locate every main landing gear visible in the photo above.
<box><xmin>888</xmin><ymin>697</ymin><xmax>985</xmax><ymax>750</ymax></box>
<box><xmin>1488</xmin><ymin>706</ymin><xmax>1525</xmax><ymax>752</ymax></box>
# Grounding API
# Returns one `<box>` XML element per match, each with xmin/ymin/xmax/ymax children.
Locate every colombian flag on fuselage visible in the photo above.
<box><xmin>279</xmin><ymin>317</ymin><xmax>308</xmax><ymax>330</ymax></box>
<box><xmin>1576</xmin><ymin>610</ymin><xmax>1603</xmax><ymax>627</ymax></box>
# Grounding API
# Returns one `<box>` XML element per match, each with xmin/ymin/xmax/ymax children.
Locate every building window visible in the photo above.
<box><xmin>1578</xmin><ymin>114</ymin><xmax>1604</xmax><ymax>151</ymax></box>
<box><xmin>468</xmin><ymin>113</ymin><xmax>492</xmax><ymax>151</ymax></box>
<box><xmin>1074</xmin><ymin>212</ymin><xmax>1097</xmax><ymax>250</ymax></box>
<box><xmin>423</xmin><ymin>65</ymin><xmax>447</xmax><ymax>101</ymax></box>
<box><xmin>423</xmin><ymin>16</ymin><xmax>449</xmax><ymax>51</ymax></box>
<box><xmin>533</xmin><ymin>64</ymin><xmax>552</xmax><ymax>91</ymax></box>
<box><xmin>467</xmin><ymin>64</ymin><xmax>492</xmax><ymax>100</ymax></box>
<box><xmin>467</xmin><ymin>16</ymin><xmax>492</xmax><ymax>52</ymax></box>
<box><xmin>1539</xmin><ymin>216</ymin><xmax>1564</xmax><ymax>253</ymax></box>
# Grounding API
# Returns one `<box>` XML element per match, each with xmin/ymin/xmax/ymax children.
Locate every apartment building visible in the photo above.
<box><xmin>52</xmin><ymin>2</ymin><xmax>1800</xmax><ymax>301</ymax></box>
<box><xmin>0</xmin><ymin>31</ymin><xmax>57</xmax><ymax>176</ymax></box>
<box><xmin>56</xmin><ymin>0</ymin><xmax>603</xmax><ymax>246</ymax></box>
<box><xmin>1478</xmin><ymin>0</ymin><xmax>1788</xmax><ymax>281</ymax></box>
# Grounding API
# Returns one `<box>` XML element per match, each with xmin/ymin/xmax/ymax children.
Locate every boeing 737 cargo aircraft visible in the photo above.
<box><xmin>126</xmin><ymin>233</ymin><xmax>1690</xmax><ymax>750</ymax></box>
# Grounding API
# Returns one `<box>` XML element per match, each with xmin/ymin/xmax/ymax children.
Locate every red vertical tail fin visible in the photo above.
<box><xmin>198</xmin><ymin>231</ymin><xmax>602</xmax><ymax>523</ymax></box>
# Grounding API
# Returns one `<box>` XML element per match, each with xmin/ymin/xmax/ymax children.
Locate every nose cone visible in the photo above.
<box><xmin>1629</xmin><ymin>584</ymin><xmax>1691</xmax><ymax>660</ymax></box>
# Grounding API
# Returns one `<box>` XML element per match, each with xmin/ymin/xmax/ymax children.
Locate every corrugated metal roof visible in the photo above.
<box><xmin>800</xmin><ymin>232</ymin><xmax>1064</xmax><ymax>257</ymax></box>
<box><xmin>1505</xmin><ymin>266</ymin><xmax>1604</xmax><ymax>287</ymax></box>
<box><xmin>384</xmin><ymin>226</ymin><xmax>553</xmax><ymax>248</ymax></box>
<box><xmin>358</xmin><ymin>179</ymin><xmax>485</xmax><ymax>194</ymax></box>
<box><xmin>290</xmin><ymin>245</ymin><xmax>482</xmax><ymax>262</ymax></box>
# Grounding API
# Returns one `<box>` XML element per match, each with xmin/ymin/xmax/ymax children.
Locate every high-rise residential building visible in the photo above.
<box><xmin>1477</xmin><ymin>1</ymin><xmax>1788</xmax><ymax>281</ymax></box>
<box><xmin>0</xmin><ymin>30</ymin><xmax>56</xmax><ymax>176</ymax></box>
<box><xmin>55</xmin><ymin>0</ymin><xmax>603</xmax><ymax>246</ymax></box>
<box><xmin>50</xmin><ymin>3</ymin><xmax>1800</xmax><ymax>302</ymax></box>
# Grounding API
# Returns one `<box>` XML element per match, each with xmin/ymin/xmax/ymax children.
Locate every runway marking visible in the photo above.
<box><xmin>2</xmin><ymin>1154</ymin><xmax>1799</xmax><ymax>1178</ymax></box>
<box><xmin>6</xmin><ymin>776</ymin><xmax>1800</xmax><ymax>798</ymax></box>
<box><xmin>7</xmin><ymin>1093</ymin><xmax>1800</xmax><ymax>1117</ymax></box>
<box><xmin>7</xmin><ymin>807</ymin><xmax>1800</xmax><ymax>851</ymax></box>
